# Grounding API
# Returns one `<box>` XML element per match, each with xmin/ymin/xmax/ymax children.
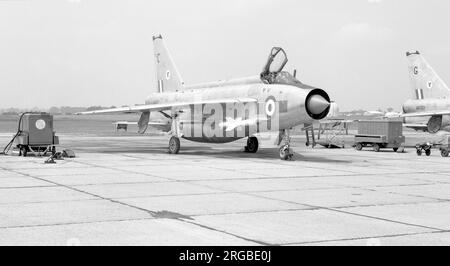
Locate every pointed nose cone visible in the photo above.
<box><xmin>307</xmin><ymin>95</ymin><xmax>330</xmax><ymax>115</ymax></box>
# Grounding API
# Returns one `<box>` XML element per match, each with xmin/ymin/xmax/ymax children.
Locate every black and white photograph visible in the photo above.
<box><xmin>1</xmin><ymin>0</ymin><xmax>450</xmax><ymax>251</ymax></box>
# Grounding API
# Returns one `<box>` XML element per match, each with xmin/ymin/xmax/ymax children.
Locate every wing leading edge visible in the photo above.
<box><xmin>401</xmin><ymin>110</ymin><xmax>450</xmax><ymax>118</ymax></box>
<box><xmin>76</xmin><ymin>98</ymin><xmax>258</xmax><ymax>115</ymax></box>
<box><xmin>403</xmin><ymin>123</ymin><xmax>428</xmax><ymax>130</ymax></box>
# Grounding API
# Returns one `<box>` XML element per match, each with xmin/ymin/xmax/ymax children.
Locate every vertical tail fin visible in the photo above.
<box><xmin>406</xmin><ymin>51</ymin><xmax>450</xmax><ymax>100</ymax></box>
<box><xmin>153</xmin><ymin>35</ymin><xmax>184</xmax><ymax>93</ymax></box>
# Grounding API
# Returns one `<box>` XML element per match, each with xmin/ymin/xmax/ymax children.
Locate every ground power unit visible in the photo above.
<box><xmin>12</xmin><ymin>113</ymin><xmax>59</xmax><ymax>157</ymax></box>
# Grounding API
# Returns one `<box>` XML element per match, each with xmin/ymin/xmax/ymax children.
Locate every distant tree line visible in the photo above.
<box><xmin>49</xmin><ymin>106</ymin><xmax>117</xmax><ymax>114</ymax></box>
<box><xmin>0</xmin><ymin>106</ymin><xmax>117</xmax><ymax>115</ymax></box>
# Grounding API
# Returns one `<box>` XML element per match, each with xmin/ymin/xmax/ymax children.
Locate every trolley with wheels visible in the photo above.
<box><xmin>354</xmin><ymin>120</ymin><xmax>405</xmax><ymax>152</ymax></box>
<box><xmin>15</xmin><ymin>138</ymin><xmax>58</xmax><ymax>157</ymax></box>
<box><xmin>415</xmin><ymin>136</ymin><xmax>450</xmax><ymax>157</ymax></box>
<box><xmin>440</xmin><ymin>147</ymin><xmax>450</xmax><ymax>158</ymax></box>
<box><xmin>437</xmin><ymin>136</ymin><xmax>450</xmax><ymax>158</ymax></box>
<box><xmin>415</xmin><ymin>142</ymin><xmax>433</xmax><ymax>157</ymax></box>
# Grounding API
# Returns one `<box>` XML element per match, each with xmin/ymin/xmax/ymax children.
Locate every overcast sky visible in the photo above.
<box><xmin>1</xmin><ymin>0</ymin><xmax>449</xmax><ymax>111</ymax></box>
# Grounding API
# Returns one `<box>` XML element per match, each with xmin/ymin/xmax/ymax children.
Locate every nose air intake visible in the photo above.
<box><xmin>308</xmin><ymin>95</ymin><xmax>330</xmax><ymax>114</ymax></box>
<box><xmin>305</xmin><ymin>89</ymin><xmax>331</xmax><ymax>120</ymax></box>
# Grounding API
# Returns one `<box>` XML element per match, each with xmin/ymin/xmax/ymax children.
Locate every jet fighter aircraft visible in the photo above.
<box><xmin>401</xmin><ymin>51</ymin><xmax>450</xmax><ymax>133</ymax></box>
<box><xmin>79</xmin><ymin>35</ymin><xmax>331</xmax><ymax>160</ymax></box>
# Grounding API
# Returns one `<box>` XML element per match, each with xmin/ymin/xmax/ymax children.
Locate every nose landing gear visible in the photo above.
<box><xmin>244</xmin><ymin>137</ymin><xmax>259</xmax><ymax>153</ymax></box>
<box><xmin>278</xmin><ymin>129</ymin><xmax>294</xmax><ymax>160</ymax></box>
<box><xmin>279</xmin><ymin>145</ymin><xmax>293</xmax><ymax>160</ymax></box>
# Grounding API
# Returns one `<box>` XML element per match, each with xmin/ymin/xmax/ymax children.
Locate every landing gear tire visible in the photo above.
<box><xmin>393</xmin><ymin>147</ymin><xmax>398</xmax><ymax>152</ymax></box>
<box><xmin>279</xmin><ymin>145</ymin><xmax>292</xmax><ymax>160</ymax></box>
<box><xmin>355</xmin><ymin>143</ymin><xmax>363</xmax><ymax>151</ymax></box>
<box><xmin>373</xmin><ymin>144</ymin><xmax>380</xmax><ymax>152</ymax></box>
<box><xmin>245</xmin><ymin>137</ymin><xmax>259</xmax><ymax>153</ymax></box>
<box><xmin>425</xmin><ymin>149</ymin><xmax>431</xmax><ymax>157</ymax></box>
<box><xmin>168</xmin><ymin>136</ymin><xmax>180</xmax><ymax>154</ymax></box>
<box><xmin>441</xmin><ymin>149</ymin><xmax>449</xmax><ymax>157</ymax></box>
<box><xmin>278</xmin><ymin>129</ymin><xmax>293</xmax><ymax>160</ymax></box>
<box><xmin>416</xmin><ymin>149</ymin><xmax>422</xmax><ymax>156</ymax></box>
<box><xmin>20</xmin><ymin>146</ymin><xmax>28</xmax><ymax>157</ymax></box>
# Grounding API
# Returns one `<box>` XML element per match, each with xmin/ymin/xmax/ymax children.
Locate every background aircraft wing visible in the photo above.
<box><xmin>404</xmin><ymin>123</ymin><xmax>428</xmax><ymax>130</ymax></box>
<box><xmin>319</xmin><ymin>119</ymin><xmax>356</xmax><ymax>124</ymax></box>
<box><xmin>77</xmin><ymin>98</ymin><xmax>258</xmax><ymax>115</ymax></box>
<box><xmin>401</xmin><ymin>110</ymin><xmax>450</xmax><ymax>118</ymax></box>
<box><xmin>113</xmin><ymin>121</ymin><xmax>169</xmax><ymax>126</ymax></box>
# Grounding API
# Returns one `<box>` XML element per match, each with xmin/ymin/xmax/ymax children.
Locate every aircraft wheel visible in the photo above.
<box><xmin>416</xmin><ymin>149</ymin><xmax>422</xmax><ymax>156</ymax></box>
<box><xmin>245</xmin><ymin>137</ymin><xmax>259</xmax><ymax>153</ymax></box>
<box><xmin>393</xmin><ymin>147</ymin><xmax>398</xmax><ymax>152</ymax></box>
<box><xmin>355</xmin><ymin>143</ymin><xmax>363</xmax><ymax>151</ymax></box>
<box><xmin>441</xmin><ymin>149</ymin><xmax>449</xmax><ymax>157</ymax></box>
<box><xmin>373</xmin><ymin>144</ymin><xmax>380</xmax><ymax>152</ymax></box>
<box><xmin>21</xmin><ymin>146</ymin><xmax>28</xmax><ymax>157</ymax></box>
<box><xmin>168</xmin><ymin>136</ymin><xmax>180</xmax><ymax>154</ymax></box>
<box><xmin>279</xmin><ymin>146</ymin><xmax>291</xmax><ymax>160</ymax></box>
<box><xmin>425</xmin><ymin>149</ymin><xmax>431</xmax><ymax>157</ymax></box>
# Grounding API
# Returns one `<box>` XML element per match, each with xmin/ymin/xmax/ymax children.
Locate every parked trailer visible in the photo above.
<box><xmin>354</xmin><ymin>120</ymin><xmax>405</xmax><ymax>152</ymax></box>
<box><xmin>436</xmin><ymin>136</ymin><xmax>450</xmax><ymax>157</ymax></box>
<box><xmin>415</xmin><ymin>142</ymin><xmax>433</xmax><ymax>157</ymax></box>
<box><xmin>441</xmin><ymin>146</ymin><xmax>450</xmax><ymax>157</ymax></box>
<box><xmin>414</xmin><ymin>136</ymin><xmax>450</xmax><ymax>157</ymax></box>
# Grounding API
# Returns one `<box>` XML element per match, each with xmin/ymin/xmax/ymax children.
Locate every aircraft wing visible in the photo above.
<box><xmin>77</xmin><ymin>98</ymin><xmax>258</xmax><ymax>115</ymax></box>
<box><xmin>113</xmin><ymin>121</ymin><xmax>169</xmax><ymax>126</ymax></box>
<box><xmin>403</xmin><ymin>123</ymin><xmax>428</xmax><ymax>130</ymax></box>
<box><xmin>113</xmin><ymin>121</ymin><xmax>171</xmax><ymax>133</ymax></box>
<box><xmin>401</xmin><ymin>110</ymin><xmax>450</xmax><ymax>118</ymax></box>
<box><xmin>319</xmin><ymin>119</ymin><xmax>356</xmax><ymax>124</ymax></box>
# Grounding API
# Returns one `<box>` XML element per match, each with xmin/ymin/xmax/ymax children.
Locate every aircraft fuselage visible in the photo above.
<box><xmin>146</xmin><ymin>83</ymin><xmax>329</xmax><ymax>143</ymax></box>
<box><xmin>403</xmin><ymin>98</ymin><xmax>450</xmax><ymax>132</ymax></box>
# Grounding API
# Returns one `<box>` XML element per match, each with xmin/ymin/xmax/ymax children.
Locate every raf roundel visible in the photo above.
<box><xmin>165</xmin><ymin>70</ymin><xmax>171</xmax><ymax>80</ymax></box>
<box><xmin>35</xmin><ymin>119</ymin><xmax>46</xmax><ymax>130</ymax></box>
<box><xmin>265</xmin><ymin>97</ymin><xmax>276</xmax><ymax>117</ymax></box>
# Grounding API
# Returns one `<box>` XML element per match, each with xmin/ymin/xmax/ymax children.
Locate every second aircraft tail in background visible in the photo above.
<box><xmin>407</xmin><ymin>51</ymin><xmax>450</xmax><ymax>100</ymax></box>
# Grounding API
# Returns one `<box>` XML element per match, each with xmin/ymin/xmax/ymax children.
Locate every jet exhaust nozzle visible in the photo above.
<box><xmin>305</xmin><ymin>89</ymin><xmax>331</xmax><ymax>120</ymax></box>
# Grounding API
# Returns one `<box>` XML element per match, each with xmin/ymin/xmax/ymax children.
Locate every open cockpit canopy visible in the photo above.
<box><xmin>260</xmin><ymin>47</ymin><xmax>311</xmax><ymax>88</ymax></box>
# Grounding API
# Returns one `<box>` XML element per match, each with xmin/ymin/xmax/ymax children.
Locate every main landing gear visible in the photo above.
<box><xmin>168</xmin><ymin>112</ymin><xmax>181</xmax><ymax>154</ymax></box>
<box><xmin>168</xmin><ymin>136</ymin><xmax>180</xmax><ymax>154</ymax></box>
<box><xmin>245</xmin><ymin>137</ymin><xmax>259</xmax><ymax>153</ymax></box>
<box><xmin>278</xmin><ymin>129</ymin><xmax>294</xmax><ymax>160</ymax></box>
